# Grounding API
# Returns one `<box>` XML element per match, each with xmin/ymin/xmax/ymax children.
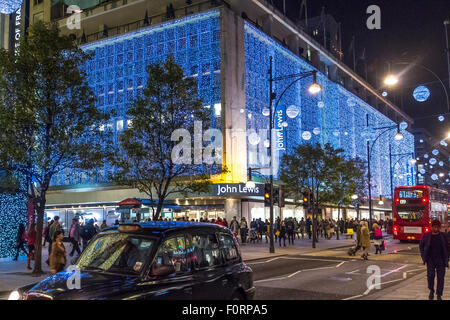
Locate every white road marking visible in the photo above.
<box><xmin>345</xmin><ymin>269</ymin><xmax>360</xmax><ymax>275</ymax></box>
<box><xmin>247</xmin><ymin>257</ymin><xmax>282</xmax><ymax>265</ymax></box>
<box><xmin>363</xmin><ymin>277</ymin><xmax>405</xmax><ymax>295</ymax></box>
<box><xmin>336</xmin><ymin>261</ymin><xmax>346</xmax><ymax>268</ymax></box>
<box><xmin>378</xmin><ymin>264</ymin><xmax>408</xmax><ymax>278</ymax></box>
<box><xmin>342</xmin><ymin>294</ymin><xmax>364</xmax><ymax>300</ymax></box>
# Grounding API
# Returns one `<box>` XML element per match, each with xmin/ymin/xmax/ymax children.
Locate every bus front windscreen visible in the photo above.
<box><xmin>397</xmin><ymin>208</ymin><xmax>424</xmax><ymax>222</ymax></box>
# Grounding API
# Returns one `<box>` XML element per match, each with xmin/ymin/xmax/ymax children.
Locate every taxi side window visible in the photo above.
<box><xmin>154</xmin><ymin>236</ymin><xmax>188</xmax><ymax>273</ymax></box>
<box><xmin>186</xmin><ymin>233</ymin><xmax>224</xmax><ymax>269</ymax></box>
<box><xmin>218</xmin><ymin>233</ymin><xmax>239</xmax><ymax>262</ymax></box>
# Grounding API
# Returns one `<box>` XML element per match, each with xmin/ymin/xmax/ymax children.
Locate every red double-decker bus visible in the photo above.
<box><xmin>392</xmin><ymin>186</ymin><xmax>449</xmax><ymax>242</ymax></box>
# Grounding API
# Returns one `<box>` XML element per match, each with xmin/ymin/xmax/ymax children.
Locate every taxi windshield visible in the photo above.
<box><xmin>77</xmin><ymin>233</ymin><xmax>154</xmax><ymax>275</ymax></box>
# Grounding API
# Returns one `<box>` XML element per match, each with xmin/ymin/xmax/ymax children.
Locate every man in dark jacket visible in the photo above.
<box><xmin>306</xmin><ymin>217</ymin><xmax>312</xmax><ymax>239</ymax></box>
<box><xmin>286</xmin><ymin>218</ymin><xmax>295</xmax><ymax>245</ymax></box>
<box><xmin>80</xmin><ymin>219</ymin><xmax>97</xmax><ymax>251</ymax></box>
<box><xmin>419</xmin><ymin>219</ymin><xmax>449</xmax><ymax>300</ymax></box>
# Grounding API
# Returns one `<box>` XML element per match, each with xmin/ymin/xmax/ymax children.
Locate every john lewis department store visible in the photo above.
<box><xmin>43</xmin><ymin>3</ymin><xmax>413</xmax><ymax>225</ymax></box>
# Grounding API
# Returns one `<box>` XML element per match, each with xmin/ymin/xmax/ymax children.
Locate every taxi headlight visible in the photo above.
<box><xmin>8</xmin><ymin>290</ymin><xmax>21</xmax><ymax>300</ymax></box>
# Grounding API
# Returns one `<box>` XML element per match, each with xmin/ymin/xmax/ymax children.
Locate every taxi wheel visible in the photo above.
<box><xmin>231</xmin><ymin>290</ymin><xmax>245</xmax><ymax>300</ymax></box>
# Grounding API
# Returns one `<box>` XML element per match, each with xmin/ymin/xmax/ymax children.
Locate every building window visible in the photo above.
<box><xmin>33</xmin><ymin>12</ymin><xmax>44</xmax><ymax>23</ymax></box>
<box><xmin>116</xmin><ymin>119</ymin><xmax>123</xmax><ymax>131</ymax></box>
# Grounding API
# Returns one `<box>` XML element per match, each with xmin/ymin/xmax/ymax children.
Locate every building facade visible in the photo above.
<box><xmin>4</xmin><ymin>0</ymin><xmax>416</xmax><ymax>234</ymax></box>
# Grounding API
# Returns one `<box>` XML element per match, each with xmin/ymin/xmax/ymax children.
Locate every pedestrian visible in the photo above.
<box><xmin>293</xmin><ymin>218</ymin><xmax>299</xmax><ymax>239</ymax></box>
<box><xmin>274</xmin><ymin>218</ymin><xmax>280</xmax><ymax>241</ymax></box>
<box><xmin>239</xmin><ymin>217</ymin><xmax>248</xmax><ymax>245</ymax></box>
<box><xmin>359</xmin><ymin>221</ymin><xmax>370</xmax><ymax>260</ymax></box>
<box><xmin>420</xmin><ymin>219</ymin><xmax>449</xmax><ymax>300</ymax></box>
<box><xmin>26</xmin><ymin>223</ymin><xmax>36</xmax><ymax>270</ymax></box>
<box><xmin>100</xmin><ymin>220</ymin><xmax>108</xmax><ymax>230</ymax></box>
<box><xmin>373</xmin><ymin>223</ymin><xmax>383</xmax><ymax>254</ymax></box>
<box><xmin>222</xmin><ymin>218</ymin><xmax>228</xmax><ymax>228</ymax></box>
<box><xmin>215</xmin><ymin>217</ymin><xmax>225</xmax><ymax>227</ymax></box>
<box><xmin>42</xmin><ymin>218</ymin><xmax>51</xmax><ymax>247</ymax></box>
<box><xmin>48</xmin><ymin>216</ymin><xmax>62</xmax><ymax>258</ymax></box>
<box><xmin>80</xmin><ymin>219</ymin><xmax>97</xmax><ymax>250</ymax></box>
<box><xmin>13</xmin><ymin>223</ymin><xmax>28</xmax><ymax>261</ymax></box>
<box><xmin>49</xmin><ymin>230</ymin><xmax>66</xmax><ymax>275</ymax></box>
<box><xmin>286</xmin><ymin>218</ymin><xmax>295</xmax><ymax>245</ymax></box>
<box><xmin>299</xmin><ymin>218</ymin><xmax>305</xmax><ymax>239</ymax></box>
<box><xmin>68</xmin><ymin>218</ymin><xmax>81</xmax><ymax>257</ymax></box>
<box><xmin>279</xmin><ymin>220</ymin><xmax>287</xmax><ymax>247</ymax></box>
<box><xmin>114</xmin><ymin>219</ymin><xmax>120</xmax><ymax>225</ymax></box>
<box><xmin>229</xmin><ymin>216</ymin><xmax>240</xmax><ymax>238</ymax></box>
<box><xmin>306</xmin><ymin>217</ymin><xmax>312</xmax><ymax>239</ymax></box>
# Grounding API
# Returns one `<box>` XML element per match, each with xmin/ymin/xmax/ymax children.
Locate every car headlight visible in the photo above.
<box><xmin>8</xmin><ymin>290</ymin><xmax>21</xmax><ymax>300</ymax></box>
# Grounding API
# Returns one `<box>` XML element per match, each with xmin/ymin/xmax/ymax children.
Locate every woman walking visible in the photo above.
<box><xmin>359</xmin><ymin>221</ymin><xmax>371</xmax><ymax>260</ymax></box>
<box><xmin>373</xmin><ymin>223</ymin><xmax>383</xmax><ymax>254</ymax></box>
<box><xmin>27</xmin><ymin>223</ymin><xmax>37</xmax><ymax>270</ymax></box>
<box><xmin>49</xmin><ymin>230</ymin><xmax>67</xmax><ymax>274</ymax></box>
<box><xmin>13</xmin><ymin>223</ymin><xmax>28</xmax><ymax>261</ymax></box>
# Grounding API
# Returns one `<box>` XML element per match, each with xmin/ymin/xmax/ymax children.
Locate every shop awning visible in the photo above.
<box><xmin>117</xmin><ymin>198</ymin><xmax>142</xmax><ymax>207</ymax></box>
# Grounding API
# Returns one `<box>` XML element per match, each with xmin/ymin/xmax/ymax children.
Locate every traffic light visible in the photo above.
<box><xmin>264</xmin><ymin>183</ymin><xmax>271</xmax><ymax>207</ymax></box>
<box><xmin>273</xmin><ymin>186</ymin><xmax>280</xmax><ymax>206</ymax></box>
<box><xmin>302</xmin><ymin>192</ymin><xmax>309</xmax><ymax>209</ymax></box>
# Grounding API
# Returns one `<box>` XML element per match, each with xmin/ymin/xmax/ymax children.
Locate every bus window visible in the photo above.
<box><xmin>397</xmin><ymin>209</ymin><xmax>424</xmax><ymax>222</ymax></box>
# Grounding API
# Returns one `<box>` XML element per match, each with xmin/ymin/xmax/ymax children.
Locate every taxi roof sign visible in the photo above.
<box><xmin>118</xmin><ymin>224</ymin><xmax>142</xmax><ymax>233</ymax></box>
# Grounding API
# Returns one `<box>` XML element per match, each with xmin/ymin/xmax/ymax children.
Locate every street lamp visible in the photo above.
<box><xmin>367</xmin><ymin>119</ymin><xmax>405</xmax><ymax>230</ymax></box>
<box><xmin>267</xmin><ymin>56</ymin><xmax>321</xmax><ymax>253</ymax></box>
<box><xmin>383</xmin><ymin>62</ymin><xmax>450</xmax><ymax>112</ymax></box>
<box><xmin>389</xmin><ymin>145</ymin><xmax>416</xmax><ymax>199</ymax></box>
<box><xmin>384</xmin><ymin>75</ymin><xmax>399</xmax><ymax>86</ymax></box>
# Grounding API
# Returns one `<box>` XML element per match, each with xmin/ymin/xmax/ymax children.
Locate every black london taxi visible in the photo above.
<box><xmin>9</xmin><ymin>221</ymin><xmax>255</xmax><ymax>300</ymax></box>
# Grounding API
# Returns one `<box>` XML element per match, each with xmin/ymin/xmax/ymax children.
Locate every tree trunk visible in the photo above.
<box><xmin>154</xmin><ymin>198</ymin><xmax>164</xmax><ymax>220</ymax></box>
<box><xmin>33</xmin><ymin>196</ymin><xmax>46</xmax><ymax>276</ymax></box>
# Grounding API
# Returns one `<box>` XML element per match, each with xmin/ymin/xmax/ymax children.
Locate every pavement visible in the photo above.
<box><xmin>369</xmin><ymin>267</ymin><xmax>450</xmax><ymax>300</ymax></box>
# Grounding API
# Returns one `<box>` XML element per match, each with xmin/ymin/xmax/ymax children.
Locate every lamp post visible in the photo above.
<box><xmin>267</xmin><ymin>56</ymin><xmax>322</xmax><ymax>253</ymax></box>
<box><xmin>366</xmin><ymin>118</ymin><xmax>403</xmax><ymax>230</ymax></box>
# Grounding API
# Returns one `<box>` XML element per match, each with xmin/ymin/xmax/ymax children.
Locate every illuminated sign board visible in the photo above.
<box><xmin>213</xmin><ymin>183</ymin><xmax>264</xmax><ymax>197</ymax></box>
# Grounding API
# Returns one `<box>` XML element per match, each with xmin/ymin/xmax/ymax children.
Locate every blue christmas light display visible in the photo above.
<box><xmin>0</xmin><ymin>0</ymin><xmax>22</xmax><ymax>14</ymax></box>
<box><xmin>413</xmin><ymin>85</ymin><xmax>430</xmax><ymax>102</ymax></box>
<box><xmin>0</xmin><ymin>192</ymin><xmax>28</xmax><ymax>259</ymax></box>
<box><xmin>244</xmin><ymin>22</ymin><xmax>415</xmax><ymax>198</ymax></box>
<box><xmin>52</xmin><ymin>10</ymin><xmax>221</xmax><ymax>186</ymax></box>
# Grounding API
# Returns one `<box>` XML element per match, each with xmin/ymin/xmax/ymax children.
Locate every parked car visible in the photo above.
<box><xmin>9</xmin><ymin>221</ymin><xmax>254</xmax><ymax>300</ymax></box>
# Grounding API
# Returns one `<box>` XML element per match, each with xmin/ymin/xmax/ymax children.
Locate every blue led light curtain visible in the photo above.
<box><xmin>244</xmin><ymin>22</ymin><xmax>415</xmax><ymax>198</ymax></box>
<box><xmin>51</xmin><ymin>10</ymin><xmax>221</xmax><ymax>187</ymax></box>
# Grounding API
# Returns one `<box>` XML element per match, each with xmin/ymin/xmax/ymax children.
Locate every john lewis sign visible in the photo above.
<box><xmin>213</xmin><ymin>183</ymin><xmax>264</xmax><ymax>197</ymax></box>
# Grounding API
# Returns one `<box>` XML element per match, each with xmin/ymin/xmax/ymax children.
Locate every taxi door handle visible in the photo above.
<box><xmin>184</xmin><ymin>287</ymin><xmax>193</xmax><ymax>295</ymax></box>
<box><xmin>222</xmin><ymin>279</ymin><xmax>228</xmax><ymax>286</ymax></box>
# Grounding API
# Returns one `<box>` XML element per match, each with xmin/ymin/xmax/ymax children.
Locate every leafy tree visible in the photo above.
<box><xmin>0</xmin><ymin>22</ymin><xmax>110</xmax><ymax>274</ymax></box>
<box><xmin>280</xmin><ymin>143</ymin><xmax>366</xmax><ymax>245</ymax></box>
<box><xmin>325</xmin><ymin>157</ymin><xmax>366</xmax><ymax>238</ymax></box>
<box><xmin>111</xmin><ymin>56</ymin><xmax>223</xmax><ymax>220</ymax></box>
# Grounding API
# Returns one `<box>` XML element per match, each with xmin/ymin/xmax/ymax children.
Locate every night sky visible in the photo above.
<box><xmin>273</xmin><ymin>0</ymin><xmax>450</xmax><ymax>142</ymax></box>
